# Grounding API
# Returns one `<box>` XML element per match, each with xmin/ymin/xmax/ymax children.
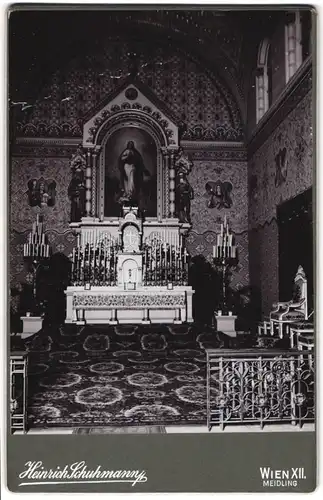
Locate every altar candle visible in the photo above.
<box><xmin>213</xmin><ymin>245</ymin><xmax>215</xmax><ymax>258</ymax></box>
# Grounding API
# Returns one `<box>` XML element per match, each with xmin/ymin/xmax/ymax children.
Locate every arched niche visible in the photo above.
<box><xmin>82</xmin><ymin>82</ymin><xmax>180</xmax><ymax>223</ymax></box>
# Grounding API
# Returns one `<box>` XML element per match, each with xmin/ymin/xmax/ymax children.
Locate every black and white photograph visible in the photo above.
<box><xmin>7</xmin><ymin>4</ymin><xmax>315</xmax><ymax>451</ymax></box>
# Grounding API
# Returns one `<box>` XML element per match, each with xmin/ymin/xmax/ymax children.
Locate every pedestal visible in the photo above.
<box><xmin>20</xmin><ymin>316</ymin><xmax>43</xmax><ymax>339</ymax></box>
<box><xmin>215</xmin><ymin>314</ymin><xmax>237</xmax><ymax>337</ymax></box>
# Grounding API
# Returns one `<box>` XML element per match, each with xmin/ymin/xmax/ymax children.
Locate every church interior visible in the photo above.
<box><xmin>9</xmin><ymin>8</ymin><xmax>314</xmax><ymax>434</ymax></box>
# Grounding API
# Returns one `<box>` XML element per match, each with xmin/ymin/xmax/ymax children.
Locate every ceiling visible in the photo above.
<box><xmin>8</xmin><ymin>8</ymin><xmax>285</xmax><ymax>123</ymax></box>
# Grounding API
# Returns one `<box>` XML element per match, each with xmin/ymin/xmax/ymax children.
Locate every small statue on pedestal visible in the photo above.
<box><xmin>174</xmin><ymin>148</ymin><xmax>194</xmax><ymax>223</ymax></box>
<box><xmin>176</xmin><ymin>172</ymin><xmax>194</xmax><ymax>223</ymax></box>
<box><xmin>68</xmin><ymin>144</ymin><xmax>86</xmax><ymax>222</ymax></box>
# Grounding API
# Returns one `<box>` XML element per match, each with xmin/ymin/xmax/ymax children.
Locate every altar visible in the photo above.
<box><xmin>65</xmin><ymin>81</ymin><xmax>195</xmax><ymax>325</ymax></box>
<box><xmin>65</xmin><ymin>205</ymin><xmax>194</xmax><ymax>324</ymax></box>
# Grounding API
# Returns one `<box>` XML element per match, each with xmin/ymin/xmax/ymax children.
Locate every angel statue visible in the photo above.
<box><xmin>174</xmin><ymin>147</ymin><xmax>193</xmax><ymax>176</ymax></box>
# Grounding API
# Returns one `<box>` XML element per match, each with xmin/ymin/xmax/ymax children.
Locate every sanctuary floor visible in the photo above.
<box><xmin>24</xmin><ymin>323</ymin><xmax>253</xmax><ymax>429</ymax></box>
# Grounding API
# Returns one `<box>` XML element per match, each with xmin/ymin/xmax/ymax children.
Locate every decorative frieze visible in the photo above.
<box><xmin>72</xmin><ymin>293</ymin><xmax>186</xmax><ymax>308</ymax></box>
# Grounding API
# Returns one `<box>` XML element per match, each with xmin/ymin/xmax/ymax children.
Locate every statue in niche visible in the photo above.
<box><xmin>175</xmin><ymin>148</ymin><xmax>194</xmax><ymax>223</ymax></box>
<box><xmin>118</xmin><ymin>140</ymin><xmax>151</xmax><ymax>205</ymax></box>
<box><xmin>68</xmin><ymin>144</ymin><xmax>86</xmax><ymax>222</ymax></box>
<box><xmin>205</xmin><ymin>180</ymin><xmax>233</xmax><ymax>209</ymax></box>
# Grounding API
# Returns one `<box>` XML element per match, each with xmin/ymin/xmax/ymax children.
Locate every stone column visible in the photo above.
<box><xmin>91</xmin><ymin>147</ymin><xmax>100</xmax><ymax>218</ymax></box>
<box><xmin>169</xmin><ymin>151</ymin><xmax>176</xmax><ymax>218</ymax></box>
<box><xmin>161</xmin><ymin>148</ymin><xmax>169</xmax><ymax>219</ymax></box>
<box><xmin>85</xmin><ymin>149</ymin><xmax>92</xmax><ymax>217</ymax></box>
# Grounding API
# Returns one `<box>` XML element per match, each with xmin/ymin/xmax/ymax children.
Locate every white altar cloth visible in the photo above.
<box><xmin>65</xmin><ymin>285</ymin><xmax>194</xmax><ymax>324</ymax></box>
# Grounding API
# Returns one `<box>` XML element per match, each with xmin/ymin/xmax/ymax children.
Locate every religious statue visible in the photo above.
<box><xmin>174</xmin><ymin>147</ymin><xmax>194</xmax><ymax>223</ymax></box>
<box><xmin>68</xmin><ymin>145</ymin><xmax>86</xmax><ymax>222</ymax></box>
<box><xmin>176</xmin><ymin>172</ymin><xmax>194</xmax><ymax>223</ymax></box>
<box><xmin>174</xmin><ymin>147</ymin><xmax>193</xmax><ymax>176</ymax></box>
<box><xmin>118</xmin><ymin>140</ymin><xmax>151</xmax><ymax>205</ymax></box>
<box><xmin>205</xmin><ymin>180</ymin><xmax>233</xmax><ymax>209</ymax></box>
<box><xmin>70</xmin><ymin>144</ymin><xmax>87</xmax><ymax>172</ymax></box>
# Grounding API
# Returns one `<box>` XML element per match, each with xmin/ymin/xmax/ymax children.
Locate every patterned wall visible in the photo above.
<box><xmin>186</xmin><ymin>159</ymin><xmax>249</xmax><ymax>290</ymax></box>
<box><xmin>248</xmin><ymin>91</ymin><xmax>313</xmax><ymax>317</ymax></box>
<box><xmin>10</xmin><ymin>154</ymin><xmax>249</xmax><ymax>297</ymax></box>
<box><xmin>10</xmin><ymin>156</ymin><xmax>76</xmax><ymax>304</ymax></box>
<box><xmin>11</xmin><ymin>157</ymin><xmax>71</xmax><ymax>233</ymax></box>
<box><xmin>16</xmin><ymin>41</ymin><xmax>243</xmax><ymax>140</ymax></box>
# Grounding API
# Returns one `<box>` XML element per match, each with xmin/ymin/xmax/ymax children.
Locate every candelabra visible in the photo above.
<box><xmin>70</xmin><ymin>240</ymin><xmax>119</xmax><ymax>286</ymax></box>
<box><xmin>23</xmin><ymin>215</ymin><xmax>51</xmax><ymax>313</ymax></box>
<box><xmin>212</xmin><ymin>216</ymin><xmax>237</xmax><ymax>313</ymax></box>
<box><xmin>142</xmin><ymin>242</ymin><xmax>189</xmax><ymax>286</ymax></box>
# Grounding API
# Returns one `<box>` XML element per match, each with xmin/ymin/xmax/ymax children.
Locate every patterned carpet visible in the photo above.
<box><xmin>24</xmin><ymin>324</ymin><xmax>253</xmax><ymax>428</ymax></box>
<box><xmin>73</xmin><ymin>426</ymin><xmax>166</xmax><ymax>434</ymax></box>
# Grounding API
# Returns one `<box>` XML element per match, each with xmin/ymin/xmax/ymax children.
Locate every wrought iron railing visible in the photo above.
<box><xmin>206</xmin><ymin>349</ymin><xmax>314</xmax><ymax>430</ymax></box>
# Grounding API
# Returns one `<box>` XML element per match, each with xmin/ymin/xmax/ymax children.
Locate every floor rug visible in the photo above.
<box><xmin>25</xmin><ymin>324</ymin><xmax>253</xmax><ymax>428</ymax></box>
<box><xmin>73</xmin><ymin>426</ymin><xmax>166</xmax><ymax>434</ymax></box>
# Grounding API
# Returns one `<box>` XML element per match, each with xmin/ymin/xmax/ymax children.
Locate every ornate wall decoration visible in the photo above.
<box><xmin>274</xmin><ymin>146</ymin><xmax>287</xmax><ymax>187</ymax></box>
<box><xmin>9</xmin><ymin>228</ymin><xmax>77</xmax><ymax>295</ymax></box>
<box><xmin>248</xmin><ymin>91</ymin><xmax>313</xmax><ymax>317</ymax></box>
<box><xmin>186</xmin><ymin>229</ymin><xmax>249</xmax><ymax>290</ymax></box>
<box><xmin>27</xmin><ymin>177</ymin><xmax>56</xmax><ymax>208</ymax></box>
<box><xmin>249</xmin><ymin>91</ymin><xmax>313</xmax><ymax>228</ymax></box>
<box><xmin>249</xmin><ymin>174</ymin><xmax>258</xmax><ymax>201</ymax></box>
<box><xmin>72</xmin><ymin>293</ymin><xmax>186</xmax><ymax>308</ymax></box>
<box><xmin>85</xmin><ymin>98</ymin><xmax>177</xmax><ymax>146</ymax></box>
<box><xmin>186</xmin><ymin>149</ymin><xmax>247</xmax><ymax>162</ymax></box>
<box><xmin>189</xmin><ymin>160</ymin><xmax>248</xmax><ymax>234</ymax></box>
<box><xmin>181</xmin><ymin>124</ymin><xmax>242</xmax><ymax>142</ymax></box>
<box><xmin>15</xmin><ymin>43</ymin><xmax>243</xmax><ymax>140</ymax></box>
<box><xmin>205</xmin><ymin>180</ymin><xmax>233</xmax><ymax>209</ymax></box>
<box><xmin>11</xmin><ymin>157</ymin><xmax>71</xmax><ymax>234</ymax></box>
<box><xmin>13</xmin><ymin>140</ymin><xmax>80</xmax><ymax>159</ymax></box>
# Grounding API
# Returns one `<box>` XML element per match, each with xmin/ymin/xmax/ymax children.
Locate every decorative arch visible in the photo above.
<box><xmin>96</xmin><ymin>114</ymin><xmax>167</xmax><ymax>221</ymax></box>
<box><xmin>94</xmin><ymin>110</ymin><xmax>169</xmax><ymax>148</ymax></box>
<box><xmin>82</xmin><ymin>83</ymin><xmax>180</xmax><ymax>222</ymax></box>
<box><xmin>257</xmin><ymin>38</ymin><xmax>271</xmax><ymax>67</ymax></box>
